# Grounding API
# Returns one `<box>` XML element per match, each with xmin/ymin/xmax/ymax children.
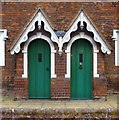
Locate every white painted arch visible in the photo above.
<box><xmin>62</xmin><ymin>10</ymin><xmax>111</xmax><ymax>55</ymax></box>
<box><xmin>10</xmin><ymin>10</ymin><xmax>59</xmax><ymax>54</ymax></box>
<box><xmin>22</xmin><ymin>32</ymin><xmax>57</xmax><ymax>78</ymax></box>
<box><xmin>65</xmin><ymin>32</ymin><xmax>99</xmax><ymax>78</ymax></box>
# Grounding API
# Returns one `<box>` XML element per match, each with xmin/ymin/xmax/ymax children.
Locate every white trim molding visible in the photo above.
<box><xmin>112</xmin><ymin>29</ymin><xmax>119</xmax><ymax>66</ymax></box>
<box><xmin>10</xmin><ymin>10</ymin><xmax>111</xmax><ymax>56</ymax></box>
<box><xmin>62</xmin><ymin>10</ymin><xmax>111</xmax><ymax>55</ymax></box>
<box><xmin>65</xmin><ymin>33</ymin><xmax>99</xmax><ymax>78</ymax></box>
<box><xmin>10</xmin><ymin>10</ymin><xmax>59</xmax><ymax>54</ymax></box>
<box><xmin>0</xmin><ymin>29</ymin><xmax>8</xmax><ymax>66</ymax></box>
<box><xmin>22</xmin><ymin>33</ymin><xmax>57</xmax><ymax>78</ymax></box>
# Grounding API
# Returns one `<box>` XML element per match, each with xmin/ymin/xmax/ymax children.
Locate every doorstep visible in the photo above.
<box><xmin>1</xmin><ymin>94</ymin><xmax>118</xmax><ymax>119</ymax></box>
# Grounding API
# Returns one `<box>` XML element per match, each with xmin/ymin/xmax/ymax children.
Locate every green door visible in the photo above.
<box><xmin>28</xmin><ymin>39</ymin><xmax>50</xmax><ymax>98</ymax></box>
<box><xmin>71</xmin><ymin>39</ymin><xmax>92</xmax><ymax>99</ymax></box>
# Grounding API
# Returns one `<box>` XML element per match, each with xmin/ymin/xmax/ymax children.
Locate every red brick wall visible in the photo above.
<box><xmin>51</xmin><ymin>78</ymin><xmax>70</xmax><ymax>100</ymax></box>
<box><xmin>97</xmin><ymin>51</ymin><xmax>105</xmax><ymax>74</ymax></box>
<box><xmin>14</xmin><ymin>79</ymin><xmax>28</xmax><ymax>100</ymax></box>
<box><xmin>1</xmin><ymin>2</ymin><xmax>118</xmax><ymax>99</ymax></box>
<box><xmin>55</xmin><ymin>53</ymin><xmax>66</xmax><ymax>77</ymax></box>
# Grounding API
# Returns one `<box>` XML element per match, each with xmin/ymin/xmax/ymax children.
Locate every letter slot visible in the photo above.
<box><xmin>38</xmin><ymin>53</ymin><xmax>42</xmax><ymax>62</ymax></box>
<box><xmin>79</xmin><ymin>53</ymin><xmax>83</xmax><ymax>69</ymax></box>
<box><xmin>79</xmin><ymin>54</ymin><xmax>83</xmax><ymax>63</ymax></box>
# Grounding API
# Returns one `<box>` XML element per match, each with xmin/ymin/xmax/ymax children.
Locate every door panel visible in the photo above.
<box><xmin>71</xmin><ymin>39</ymin><xmax>92</xmax><ymax>99</ymax></box>
<box><xmin>28</xmin><ymin>39</ymin><xmax>50</xmax><ymax>98</ymax></box>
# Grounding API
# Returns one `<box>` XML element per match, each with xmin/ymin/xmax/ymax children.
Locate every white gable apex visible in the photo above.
<box><xmin>62</xmin><ymin>10</ymin><xmax>111</xmax><ymax>54</ymax></box>
<box><xmin>10</xmin><ymin>9</ymin><xmax>111</xmax><ymax>55</ymax></box>
<box><xmin>10</xmin><ymin>9</ymin><xmax>59</xmax><ymax>54</ymax></box>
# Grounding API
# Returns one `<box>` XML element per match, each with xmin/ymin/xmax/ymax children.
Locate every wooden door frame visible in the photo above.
<box><xmin>65</xmin><ymin>33</ymin><xmax>99</xmax><ymax>79</ymax></box>
<box><xmin>71</xmin><ymin>39</ymin><xmax>93</xmax><ymax>99</ymax></box>
<box><xmin>22</xmin><ymin>33</ymin><xmax>57</xmax><ymax>79</ymax></box>
<box><xmin>28</xmin><ymin>39</ymin><xmax>50</xmax><ymax>98</ymax></box>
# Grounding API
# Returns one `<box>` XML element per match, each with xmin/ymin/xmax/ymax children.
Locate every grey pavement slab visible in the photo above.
<box><xmin>66</xmin><ymin>101</ymin><xmax>89</xmax><ymax>109</ymax></box>
<box><xmin>1</xmin><ymin>94</ymin><xmax>118</xmax><ymax>111</ymax></box>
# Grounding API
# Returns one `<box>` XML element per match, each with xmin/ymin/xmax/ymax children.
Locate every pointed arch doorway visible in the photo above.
<box><xmin>71</xmin><ymin>39</ymin><xmax>93</xmax><ymax>99</ymax></box>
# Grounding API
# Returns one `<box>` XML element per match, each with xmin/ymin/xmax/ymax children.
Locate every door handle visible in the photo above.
<box><xmin>46</xmin><ymin>67</ymin><xmax>49</xmax><ymax>71</ymax></box>
<box><xmin>79</xmin><ymin>53</ymin><xmax>83</xmax><ymax>69</ymax></box>
<box><xmin>79</xmin><ymin>62</ymin><xmax>82</xmax><ymax>69</ymax></box>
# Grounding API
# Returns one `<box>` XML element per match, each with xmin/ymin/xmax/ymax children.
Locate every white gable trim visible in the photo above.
<box><xmin>65</xmin><ymin>32</ymin><xmax>99</xmax><ymax>78</ymax></box>
<box><xmin>62</xmin><ymin>10</ymin><xmax>111</xmax><ymax>55</ymax></box>
<box><xmin>10</xmin><ymin>11</ymin><xmax>59</xmax><ymax>54</ymax></box>
<box><xmin>112</xmin><ymin>29</ymin><xmax>119</xmax><ymax>66</ymax></box>
<box><xmin>0</xmin><ymin>29</ymin><xmax>8</xmax><ymax>66</ymax></box>
<box><xmin>22</xmin><ymin>33</ymin><xmax>57</xmax><ymax>78</ymax></box>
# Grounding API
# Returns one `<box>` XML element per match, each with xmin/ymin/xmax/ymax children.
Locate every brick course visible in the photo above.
<box><xmin>1</xmin><ymin>2</ymin><xmax>118</xmax><ymax>99</ymax></box>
